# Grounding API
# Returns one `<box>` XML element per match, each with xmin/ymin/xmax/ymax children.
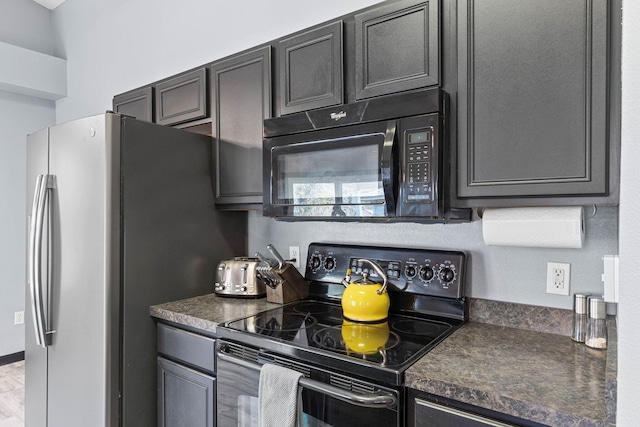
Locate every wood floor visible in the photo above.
<box><xmin>0</xmin><ymin>361</ymin><xmax>24</xmax><ymax>427</ymax></box>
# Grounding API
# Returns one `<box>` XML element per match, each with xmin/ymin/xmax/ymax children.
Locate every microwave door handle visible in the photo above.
<box><xmin>216</xmin><ymin>350</ymin><xmax>397</xmax><ymax>409</ymax></box>
<box><xmin>381</xmin><ymin>121</ymin><xmax>396</xmax><ymax>214</ymax></box>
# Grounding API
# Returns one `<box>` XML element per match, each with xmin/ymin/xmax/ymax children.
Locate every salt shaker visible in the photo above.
<box><xmin>571</xmin><ymin>293</ymin><xmax>589</xmax><ymax>342</ymax></box>
<box><xmin>585</xmin><ymin>296</ymin><xmax>607</xmax><ymax>349</ymax></box>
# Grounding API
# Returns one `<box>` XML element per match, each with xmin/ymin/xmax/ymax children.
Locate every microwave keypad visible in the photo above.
<box><xmin>406</xmin><ymin>129</ymin><xmax>433</xmax><ymax>202</ymax></box>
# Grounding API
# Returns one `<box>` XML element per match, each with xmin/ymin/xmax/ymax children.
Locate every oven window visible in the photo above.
<box><xmin>272</xmin><ymin>133</ymin><xmax>387</xmax><ymax>217</ymax></box>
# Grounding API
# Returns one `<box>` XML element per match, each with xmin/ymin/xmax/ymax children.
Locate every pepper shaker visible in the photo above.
<box><xmin>571</xmin><ymin>293</ymin><xmax>589</xmax><ymax>343</ymax></box>
<box><xmin>585</xmin><ymin>296</ymin><xmax>607</xmax><ymax>349</ymax></box>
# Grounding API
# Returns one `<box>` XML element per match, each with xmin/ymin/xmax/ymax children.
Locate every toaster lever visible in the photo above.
<box><xmin>218</xmin><ymin>263</ymin><xmax>226</xmax><ymax>284</ymax></box>
<box><xmin>241</xmin><ymin>264</ymin><xmax>248</xmax><ymax>285</ymax></box>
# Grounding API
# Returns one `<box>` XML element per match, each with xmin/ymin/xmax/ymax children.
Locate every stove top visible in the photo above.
<box><xmin>220</xmin><ymin>300</ymin><xmax>458</xmax><ymax>380</ymax></box>
<box><xmin>216</xmin><ymin>243</ymin><xmax>468</xmax><ymax>386</ymax></box>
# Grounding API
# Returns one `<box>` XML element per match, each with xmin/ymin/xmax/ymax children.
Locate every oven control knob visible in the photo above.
<box><xmin>240</xmin><ymin>286</ymin><xmax>248</xmax><ymax>292</ymax></box>
<box><xmin>439</xmin><ymin>267</ymin><xmax>456</xmax><ymax>283</ymax></box>
<box><xmin>323</xmin><ymin>256</ymin><xmax>336</xmax><ymax>272</ymax></box>
<box><xmin>405</xmin><ymin>265</ymin><xmax>417</xmax><ymax>279</ymax></box>
<box><xmin>419</xmin><ymin>266</ymin><xmax>434</xmax><ymax>282</ymax></box>
<box><xmin>310</xmin><ymin>255</ymin><xmax>322</xmax><ymax>271</ymax></box>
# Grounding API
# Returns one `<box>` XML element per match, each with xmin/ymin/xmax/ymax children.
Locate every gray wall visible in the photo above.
<box><xmin>0</xmin><ymin>0</ymin><xmax>53</xmax><ymax>54</ymax></box>
<box><xmin>0</xmin><ymin>0</ymin><xmax>56</xmax><ymax>357</ymax></box>
<box><xmin>248</xmin><ymin>208</ymin><xmax>617</xmax><ymax>309</ymax></box>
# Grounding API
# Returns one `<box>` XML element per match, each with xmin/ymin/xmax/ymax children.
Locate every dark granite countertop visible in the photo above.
<box><xmin>150</xmin><ymin>295</ymin><xmax>616</xmax><ymax>426</ymax></box>
<box><xmin>150</xmin><ymin>293</ymin><xmax>277</xmax><ymax>334</ymax></box>
<box><xmin>405</xmin><ymin>321</ymin><xmax>611</xmax><ymax>427</ymax></box>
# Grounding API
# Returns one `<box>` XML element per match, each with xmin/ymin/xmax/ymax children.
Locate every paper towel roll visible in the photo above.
<box><xmin>482</xmin><ymin>207</ymin><xmax>584</xmax><ymax>248</ymax></box>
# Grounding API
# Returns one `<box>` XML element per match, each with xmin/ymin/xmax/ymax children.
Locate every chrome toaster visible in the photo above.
<box><xmin>214</xmin><ymin>257</ymin><xmax>266</xmax><ymax>297</ymax></box>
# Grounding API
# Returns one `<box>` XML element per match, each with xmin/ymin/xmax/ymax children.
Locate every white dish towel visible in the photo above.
<box><xmin>258</xmin><ymin>363</ymin><xmax>304</xmax><ymax>427</ymax></box>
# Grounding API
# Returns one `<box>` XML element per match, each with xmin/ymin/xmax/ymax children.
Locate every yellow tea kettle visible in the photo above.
<box><xmin>341</xmin><ymin>259</ymin><xmax>390</xmax><ymax>322</ymax></box>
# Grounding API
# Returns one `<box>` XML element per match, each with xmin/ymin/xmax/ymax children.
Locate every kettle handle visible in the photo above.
<box><xmin>357</xmin><ymin>259</ymin><xmax>388</xmax><ymax>295</ymax></box>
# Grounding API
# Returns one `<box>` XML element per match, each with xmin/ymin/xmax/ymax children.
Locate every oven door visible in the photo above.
<box><xmin>216</xmin><ymin>341</ymin><xmax>401</xmax><ymax>427</ymax></box>
<box><xmin>263</xmin><ymin>120</ymin><xmax>397</xmax><ymax>219</ymax></box>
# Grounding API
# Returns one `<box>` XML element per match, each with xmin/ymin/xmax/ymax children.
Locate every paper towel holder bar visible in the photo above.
<box><xmin>476</xmin><ymin>205</ymin><xmax>596</xmax><ymax>219</ymax></box>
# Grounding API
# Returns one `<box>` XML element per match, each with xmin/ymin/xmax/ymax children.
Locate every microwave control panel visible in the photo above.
<box><xmin>405</xmin><ymin>129</ymin><xmax>433</xmax><ymax>202</ymax></box>
<box><xmin>398</xmin><ymin>113</ymin><xmax>441</xmax><ymax>218</ymax></box>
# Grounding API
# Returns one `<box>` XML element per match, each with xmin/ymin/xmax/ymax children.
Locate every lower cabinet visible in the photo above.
<box><xmin>156</xmin><ymin>323</ymin><xmax>216</xmax><ymax>427</ymax></box>
<box><xmin>157</xmin><ymin>357</ymin><xmax>215</xmax><ymax>427</ymax></box>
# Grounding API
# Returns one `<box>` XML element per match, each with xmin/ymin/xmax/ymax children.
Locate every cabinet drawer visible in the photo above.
<box><xmin>155</xmin><ymin>68</ymin><xmax>207</xmax><ymax>126</ymax></box>
<box><xmin>157</xmin><ymin>323</ymin><xmax>215</xmax><ymax>373</ymax></box>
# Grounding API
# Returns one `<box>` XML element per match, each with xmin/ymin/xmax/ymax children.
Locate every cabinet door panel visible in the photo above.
<box><xmin>158</xmin><ymin>357</ymin><xmax>215</xmax><ymax>427</ymax></box>
<box><xmin>457</xmin><ymin>0</ymin><xmax>608</xmax><ymax>199</ymax></box>
<box><xmin>211</xmin><ymin>47</ymin><xmax>271</xmax><ymax>205</ymax></box>
<box><xmin>279</xmin><ymin>21</ymin><xmax>343</xmax><ymax>115</ymax></box>
<box><xmin>155</xmin><ymin>68</ymin><xmax>207</xmax><ymax>126</ymax></box>
<box><xmin>355</xmin><ymin>0</ymin><xmax>439</xmax><ymax>100</ymax></box>
<box><xmin>113</xmin><ymin>87</ymin><xmax>153</xmax><ymax>122</ymax></box>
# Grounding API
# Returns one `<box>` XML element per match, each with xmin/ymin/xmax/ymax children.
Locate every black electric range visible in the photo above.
<box><xmin>216</xmin><ymin>243</ymin><xmax>467</xmax><ymax>386</ymax></box>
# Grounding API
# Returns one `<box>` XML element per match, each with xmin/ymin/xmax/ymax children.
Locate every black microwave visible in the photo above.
<box><xmin>262</xmin><ymin>88</ymin><xmax>469</xmax><ymax>222</ymax></box>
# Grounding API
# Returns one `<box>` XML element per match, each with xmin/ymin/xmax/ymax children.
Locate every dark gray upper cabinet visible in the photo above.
<box><xmin>278</xmin><ymin>21</ymin><xmax>343</xmax><ymax>115</ymax></box>
<box><xmin>456</xmin><ymin>0</ymin><xmax>618</xmax><ymax>205</ymax></box>
<box><xmin>113</xmin><ymin>86</ymin><xmax>153</xmax><ymax>122</ymax></box>
<box><xmin>354</xmin><ymin>0</ymin><xmax>439</xmax><ymax>100</ymax></box>
<box><xmin>210</xmin><ymin>46</ymin><xmax>271</xmax><ymax>206</ymax></box>
<box><xmin>155</xmin><ymin>68</ymin><xmax>207</xmax><ymax>126</ymax></box>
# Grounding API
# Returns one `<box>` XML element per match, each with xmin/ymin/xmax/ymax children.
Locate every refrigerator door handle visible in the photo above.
<box><xmin>29</xmin><ymin>174</ymin><xmax>53</xmax><ymax>348</ymax></box>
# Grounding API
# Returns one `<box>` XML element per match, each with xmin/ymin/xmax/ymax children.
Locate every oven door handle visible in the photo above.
<box><xmin>216</xmin><ymin>350</ymin><xmax>397</xmax><ymax>409</ymax></box>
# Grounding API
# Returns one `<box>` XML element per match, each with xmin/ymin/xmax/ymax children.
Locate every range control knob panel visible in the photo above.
<box><xmin>305</xmin><ymin>243</ymin><xmax>466</xmax><ymax>300</ymax></box>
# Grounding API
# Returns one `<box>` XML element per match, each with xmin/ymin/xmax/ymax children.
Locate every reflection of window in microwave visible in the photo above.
<box><xmin>291</xmin><ymin>180</ymin><xmax>386</xmax><ymax>217</ymax></box>
<box><xmin>291</xmin><ymin>181</ymin><xmax>384</xmax><ymax>205</ymax></box>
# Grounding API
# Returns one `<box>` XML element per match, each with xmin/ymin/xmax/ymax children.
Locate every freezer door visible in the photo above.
<box><xmin>45</xmin><ymin>114</ymin><xmax>118</xmax><ymax>426</ymax></box>
<box><xmin>25</xmin><ymin>127</ymin><xmax>49</xmax><ymax>427</ymax></box>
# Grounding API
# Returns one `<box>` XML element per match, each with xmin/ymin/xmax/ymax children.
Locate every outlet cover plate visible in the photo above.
<box><xmin>289</xmin><ymin>246</ymin><xmax>300</xmax><ymax>268</ymax></box>
<box><xmin>547</xmin><ymin>262</ymin><xmax>570</xmax><ymax>295</ymax></box>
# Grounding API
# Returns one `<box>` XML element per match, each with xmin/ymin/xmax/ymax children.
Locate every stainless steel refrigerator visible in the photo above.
<box><xmin>25</xmin><ymin>112</ymin><xmax>247</xmax><ymax>427</ymax></box>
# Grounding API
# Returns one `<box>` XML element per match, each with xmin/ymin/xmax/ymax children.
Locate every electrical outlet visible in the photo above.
<box><xmin>289</xmin><ymin>246</ymin><xmax>300</xmax><ymax>268</ymax></box>
<box><xmin>546</xmin><ymin>262</ymin><xmax>570</xmax><ymax>295</ymax></box>
<box><xmin>14</xmin><ymin>311</ymin><xmax>24</xmax><ymax>325</ymax></box>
